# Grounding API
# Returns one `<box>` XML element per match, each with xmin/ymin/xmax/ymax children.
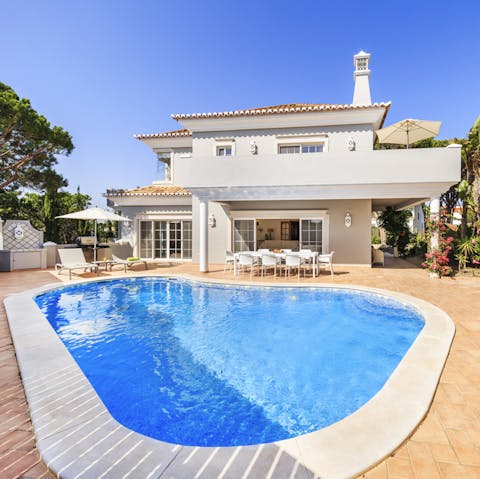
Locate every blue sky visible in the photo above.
<box><xmin>2</xmin><ymin>0</ymin><xmax>479</xmax><ymax>205</ymax></box>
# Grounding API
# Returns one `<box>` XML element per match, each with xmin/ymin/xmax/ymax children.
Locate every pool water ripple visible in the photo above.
<box><xmin>35</xmin><ymin>278</ymin><xmax>424</xmax><ymax>446</ymax></box>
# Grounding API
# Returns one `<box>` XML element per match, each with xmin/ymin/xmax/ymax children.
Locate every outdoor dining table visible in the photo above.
<box><xmin>233</xmin><ymin>250</ymin><xmax>319</xmax><ymax>277</ymax></box>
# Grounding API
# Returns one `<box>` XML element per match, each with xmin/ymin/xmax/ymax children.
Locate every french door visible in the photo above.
<box><xmin>140</xmin><ymin>220</ymin><xmax>192</xmax><ymax>259</ymax></box>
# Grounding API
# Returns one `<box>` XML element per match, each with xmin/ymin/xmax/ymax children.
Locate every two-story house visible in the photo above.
<box><xmin>106</xmin><ymin>51</ymin><xmax>461</xmax><ymax>272</ymax></box>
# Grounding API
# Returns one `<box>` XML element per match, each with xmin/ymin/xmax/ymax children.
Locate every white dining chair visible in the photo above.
<box><xmin>238</xmin><ymin>253</ymin><xmax>258</xmax><ymax>279</ymax></box>
<box><xmin>318</xmin><ymin>251</ymin><xmax>335</xmax><ymax>276</ymax></box>
<box><xmin>261</xmin><ymin>253</ymin><xmax>280</xmax><ymax>278</ymax></box>
<box><xmin>284</xmin><ymin>254</ymin><xmax>303</xmax><ymax>280</ymax></box>
<box><xmin>224</xmin><ymin>250</ymin><xmax>235</xmax><ymax>272</ymax></box>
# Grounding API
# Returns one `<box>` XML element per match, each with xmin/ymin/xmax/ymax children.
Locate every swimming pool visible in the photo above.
<box><xmin>35</xmin><ymin>277</ymin><xmax>424</xmax><ymax>447</ymax></box>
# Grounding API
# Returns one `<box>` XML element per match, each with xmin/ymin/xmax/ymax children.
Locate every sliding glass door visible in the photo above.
<box><xmin>140</xmin><ymin>220</ymin><xmax>192</xmax><ymax>259</ymax></box>
<box><xmin>300</xmin><ymin>219</ymin><xmax>323</xmax><ymax>253</ymax></box>
<box><xmin>233</xmin><ymin>219</ymin><xmax>255</xmax><ymax>252</ymax></box>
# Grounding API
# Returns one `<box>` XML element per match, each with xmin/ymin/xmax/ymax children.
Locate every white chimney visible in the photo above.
<box><xmin>352</xmin><ymin>50</ymin><xmax>372</xmax><ymax>105</ymax></box>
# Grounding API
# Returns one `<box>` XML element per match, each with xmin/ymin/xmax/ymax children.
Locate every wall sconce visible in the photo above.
<box><xmin>345</xmin><ymin>212</ymin><xmax>352</xmax><ymax>228</ymax></box>
<box><xmin>208</xmin><ymin>213</ymin><xmax>216</xmax><ymax>228</ymax></box>
<box><xmin>347</xmin><ymin>137</ymin><xmax>356</xmax><ymax>151</ymax></box>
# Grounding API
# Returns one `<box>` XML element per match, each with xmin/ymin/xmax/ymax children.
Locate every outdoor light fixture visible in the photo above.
<box><xmin>208</xmin><ymin>214</ymin><xmax>216</xmax><ymax>228</ymax></box>
<box><xmin>345</xmin><ymin>212</ymin><xmax>352</xmax><ymax>228</ymax></box>
<box><xmin>347</xmin><ymin>137</ymin><xmax>356</xmax><ymax>151</ymax></box>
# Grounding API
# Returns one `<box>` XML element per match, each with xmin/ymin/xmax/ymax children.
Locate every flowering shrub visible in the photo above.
<box><xmin>422</xmin><ymin>219</ymin><xmax>454</xmax><ymax>277</ymax></box>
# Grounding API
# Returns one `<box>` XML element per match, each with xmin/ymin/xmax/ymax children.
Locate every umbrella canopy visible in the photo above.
<box><xmin>56</xmin><ymin>207</ymin><xmax>131</xmax><ymax>261</ymax></box>
<box><xmin>56</xmin><ymin>207</ymin><xmax>131</xmax><ymax>222</ymax></box>
<box><xmin>375</xmin><ymin>119</ymin><xmax>441</xmax><ymax>148</ymax></box>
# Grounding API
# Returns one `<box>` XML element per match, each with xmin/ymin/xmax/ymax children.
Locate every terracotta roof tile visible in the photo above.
<box><xmin>134</xmin><ymin>129</ymin><xmax>191</xmax><ymax>140</ymax></box>
<box><xmin>106</xmin><ymin>185</ymin><xmax>191</xmax><ymax>197</ymax></box>
<box><xmin>171</xmin><ymin>102</ymin><xmax>391</xmax><ymax>120</ymax></box>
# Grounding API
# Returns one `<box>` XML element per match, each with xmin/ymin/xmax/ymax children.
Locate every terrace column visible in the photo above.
<box><xmin>430</xmin><ymin>197</ymin><xmax>440</xmax><ymax>250</ymax></box>
<box><xmin>199</xmin><ymin>199</ymin><xmax>209</xmax><ymax>272</ymax></box>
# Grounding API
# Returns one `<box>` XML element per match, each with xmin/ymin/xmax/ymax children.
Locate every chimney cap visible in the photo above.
<box><xmin>354</xmin><ymin>50</ymin><xmax>370</xmax><ymax>57</ymax></box>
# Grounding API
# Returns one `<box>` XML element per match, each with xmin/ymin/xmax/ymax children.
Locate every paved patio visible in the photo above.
<box><xmin>1</xmin><ymin>256</ymin><xmax>479</xmax><ymax>478</ymax></box>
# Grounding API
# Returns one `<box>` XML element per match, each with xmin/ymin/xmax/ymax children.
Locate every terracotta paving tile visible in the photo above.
<box><xmin>410</xmin><ymin>413</ymin><xmax>450</xmax><ymax>445</ymax></box>
<box><xmin>439</xmin><ymin>383</ymin><xmax>465</xmax><ymax>405</ymax></box>
<box><xmin>466</xmin><ymin>426</ymin><xmax>480</xmax><ymax>448</ymax></box>
<box><xmin>446</xmin><ymin>429</ymin><xmax>480</xmax><ymax>466</ymax></box>
<box><xmin>19</xmin><ymin>462</ymin><xmax>53</xmax><ymax>478</ymax></box>
<box><xmin>407</xmin><ymin>441</ymin><xmax>442</xmax><ymax>478</ymax></box>
<box><xmin>437</xmin><ymin>461</ymin><xmax>480</xmax><ymax>479</ymax></box>
<box><xmin>1</xmin><ymin>451</ymin><xmax>40</xmax><ymax>479</ymax></box>
<box><xmin>429</xmin><ymin>442</ymin><xmax>459</xmax><ymax>464</ymax></box>
<box><xmin>386</xmin><ymin>455</ymin><xmax>415</xmax><ymax>479</ymax></box>
<box><xmin>435</xmin><ymin>402</ymin><xmax>477</xmax><ymax>430</ymax></box>
<box><xmin>392</xmin><ymin>444</ymin><xmax>410</xmax><ymax>460</ymax></box>
<box><xmin>362</xmin><ymin>462</ymin><xmax>388</xmax><ymax>478</ymax></box>
<box><xmin>1</xmin><ymin>261</ymin><xmax>480</xmax><ymax>478</ymax></box>
<box><xmin>0</xmin><ymin>429</ymin><xmax>35</xmax><ymax>454</ymax></box>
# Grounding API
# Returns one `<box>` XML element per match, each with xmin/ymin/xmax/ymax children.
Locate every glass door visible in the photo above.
<box><xmin>140</xmin><ymin>221</ymin><xmax>153</xmax><ymax>258</ymax></box>
<box><xmin>169</xmin><ymin>221</ymin><xmax>182</xmax><ymax>259</ymax></box>
<box><xmin>233</xmin><ymin>219</ymin><xmax>255</xmax><ymax>252</ymax></box>
<box><xmin>300</xmin><ymin>219</ymin><xmax>323</xmax><ymax>253</ymax></box>
<box><xmin>182</xmin><ymin>221</ymin><xmax>192</xmax><ymax>259</ymax></box>
<box><xmin>140</xmin><ymin>220</ymin><xmax>192</xmax><ymax>259</ymax></box>
<box><xmin>154</xmin><ymin>221</ymin><xmax>168</xmax><ymax>258</ymax></box>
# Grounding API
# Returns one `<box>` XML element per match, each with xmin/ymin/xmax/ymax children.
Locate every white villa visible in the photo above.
<box><xmin>106</xmin><ymin>51</ymin><xmax>461</xmax><ymax>272</ymax></box>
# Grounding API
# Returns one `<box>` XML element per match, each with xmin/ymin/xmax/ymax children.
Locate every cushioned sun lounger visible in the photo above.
<box><xmin>109</xmin><ymin>243</ymin><xmax>148</xmax><ymax>272</ymax></box>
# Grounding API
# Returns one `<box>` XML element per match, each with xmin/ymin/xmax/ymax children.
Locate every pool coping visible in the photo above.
<box><xmin>4</xmin><ymin>274</ymin><xmax>455</xmax><ymax>479</ymax></box>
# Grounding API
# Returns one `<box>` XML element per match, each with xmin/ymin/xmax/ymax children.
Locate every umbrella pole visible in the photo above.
<box><xmin>406</xmin><ymin>129</ymin><xmax>410</xmax><ymax>149</ymax></box>
<box><xmin>94</xmin><ymin>220</ymin><xmax>97</xmax><ymax>262</ymax></box>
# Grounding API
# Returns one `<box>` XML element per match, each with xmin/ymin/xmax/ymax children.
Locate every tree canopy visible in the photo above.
<box><xmin>0</xmin><ymin>187</ymin><xmax>92</xmax><ymax>243</ymax></box>
<box><xmin>0</xmin><ymin>82</ymin><xmax>74</xmax><ymax>190</ymax></box>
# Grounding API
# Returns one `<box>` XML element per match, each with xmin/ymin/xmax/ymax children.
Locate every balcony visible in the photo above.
<box><xmin>173</xmin><ymin>146</ymin><xmax>461</xmax><ymax>202</ymax></box>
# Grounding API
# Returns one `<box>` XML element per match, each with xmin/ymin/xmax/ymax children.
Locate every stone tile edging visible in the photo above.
<box><xmin>4</xmin><ymin>275</ymin><xmax>455</xmax><ymax>479</ymax></box>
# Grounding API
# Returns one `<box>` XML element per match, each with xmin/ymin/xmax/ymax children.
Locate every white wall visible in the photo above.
<box><xmin>192</xmin><ymin>199</ymin><xmax>372</xmax><ymax>265</ymax></box>
<box><xmin>114</xmin><ymin>204</ymin><xmax>192</xmax><ymax>256</ymax></box>
<box><xmin>191</xmin><ymin>124</ymin><xmax>373</xmax><ymax>158</ymax></box>
<box><xmin>175</xmin><ymin>147</ymin><xmax>460</xmax><ymax>191</ymax></box>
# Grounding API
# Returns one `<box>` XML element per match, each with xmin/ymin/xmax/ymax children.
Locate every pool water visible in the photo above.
<box><xmin>35</xmin><ymin>278</ymin><xmax>424</xmax><ymax>447</ymax></box>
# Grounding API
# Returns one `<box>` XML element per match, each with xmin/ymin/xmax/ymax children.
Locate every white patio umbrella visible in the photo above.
<box><xmin>56</xmin><ymin>207</ymin><xmax>131</xmax><ymax>261</ymax></box>
<box><xmin>375</xmin><ymin>119</ymin><xmax>441</xmax><ymax>148</ymax></box>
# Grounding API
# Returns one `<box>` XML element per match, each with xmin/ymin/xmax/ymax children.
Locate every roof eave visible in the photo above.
<box><xmin>171</xmin><ymin>102</ymin><xmax>392</xmax><ymax>120</ymax></box>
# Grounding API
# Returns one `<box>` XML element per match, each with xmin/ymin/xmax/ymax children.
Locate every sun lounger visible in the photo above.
<box><xmin>110</xmin><ymin>243</ymin><xmax>148</xmax><ymax>272</ymax></box>
<box><xmin>55</xmin><ymin>248</ymin><xmax>99</xmax><ymax>280</ymax></box>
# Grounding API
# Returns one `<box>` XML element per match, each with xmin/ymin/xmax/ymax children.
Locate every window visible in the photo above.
<box><xmin>217</xmin><ymin>146</ymin><xmax>232</xmax><ymax>156</ymax></box>
<box><xmin>279</xmin><ymin>145</ymin><xmax>300</xmax><ymax>154</ymax></box>
<box><xmin>279</xmin><ymin>143</ymin><xmax>324</xmax><ymax>154</ymax></box>
<box><xmin>302</xmin><ymin>144</ymin><xmax>323</xmax><ymax>153</ymax></box>
<box><xmin>157</xmin><ymin>152</ymin><xmax>172</xmax><ymax>181</ymax></box>
<box><xmin>281</xmin><ymin>221</ymin><xmax>290</xmax><ymax>240</ymax></box>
